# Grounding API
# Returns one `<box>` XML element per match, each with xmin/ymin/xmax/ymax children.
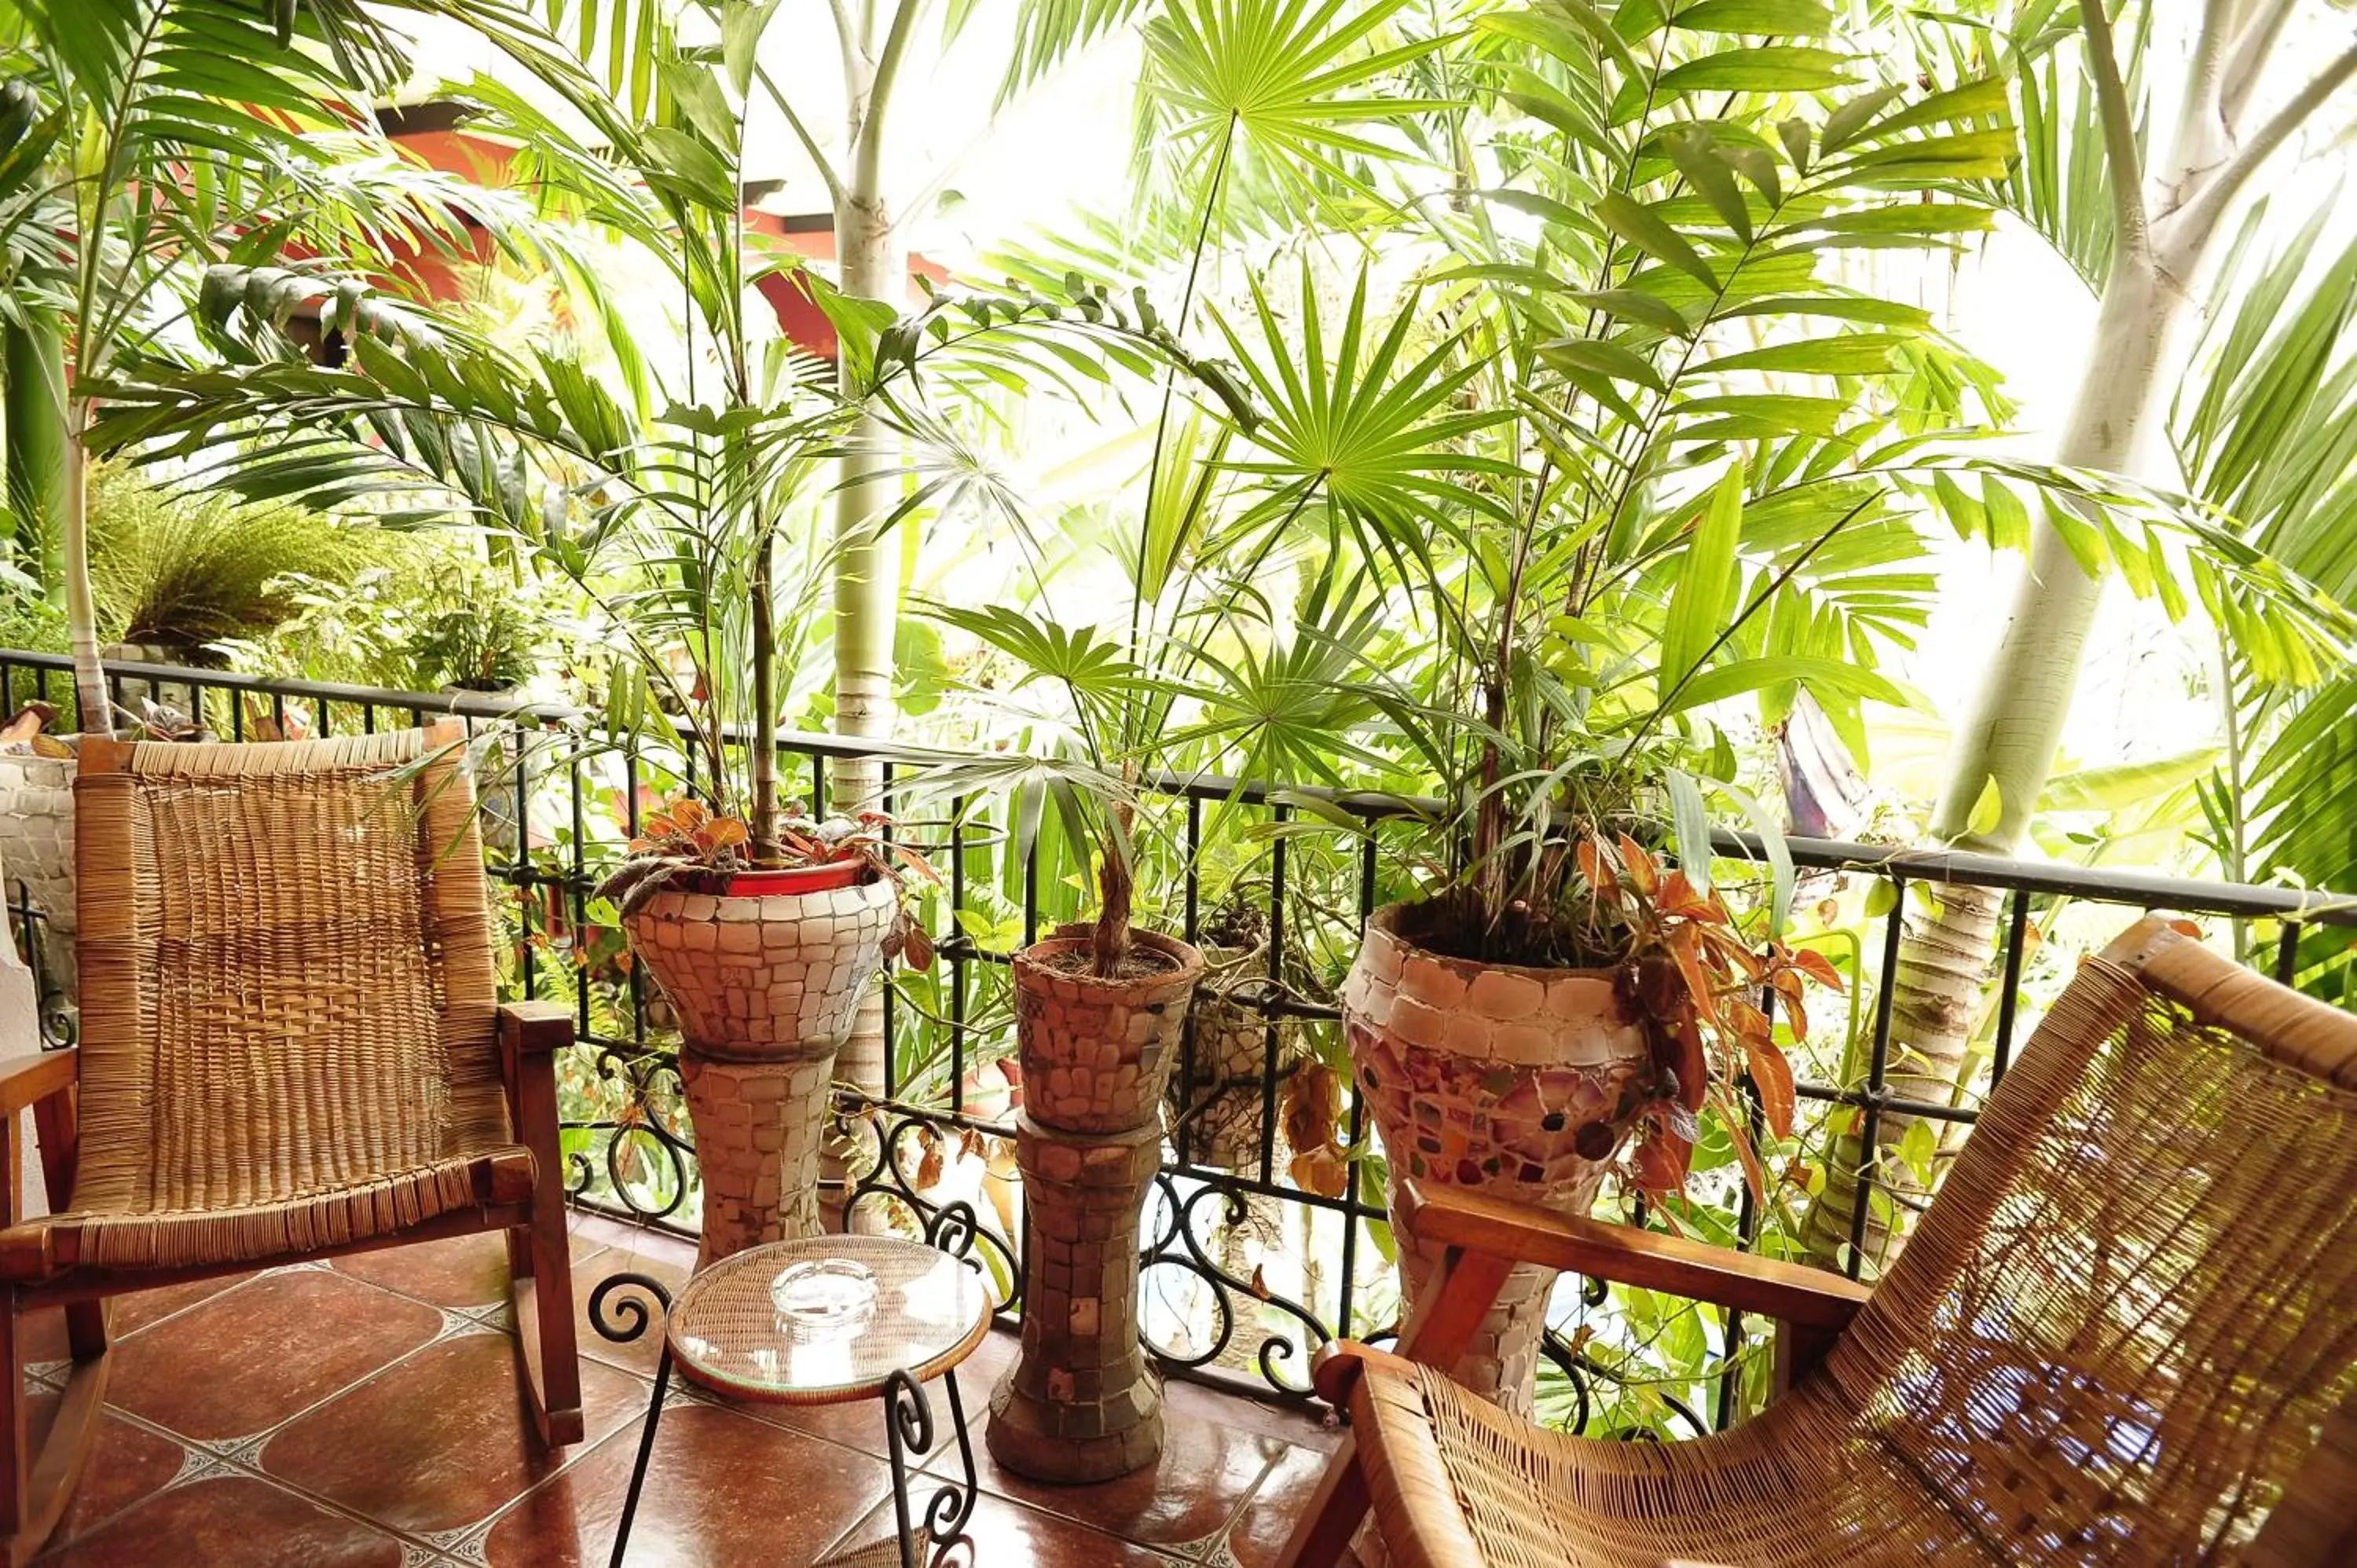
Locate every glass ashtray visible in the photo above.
<box><xmin>769</xmin><ymin>1258</ymin><xmax>878</xmax><ymax>1339</ymax></box>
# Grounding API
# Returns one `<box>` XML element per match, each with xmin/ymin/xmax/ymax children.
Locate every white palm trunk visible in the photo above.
<box><xmin>1809</xmin><ymin>0</ymin><xmax>2357</xmax><ymax>1269</ymax></box>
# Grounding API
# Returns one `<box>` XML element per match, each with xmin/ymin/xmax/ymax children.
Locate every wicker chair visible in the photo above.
<box><xmin>1278</xmin><ymin>916</ymin><xmax>2357</xmax><ymax>1567</ymax></box>
<box><xmin>0</xmin><ymin>721</ymin><xmax>583</xmax><ymax>1564</ymax></box>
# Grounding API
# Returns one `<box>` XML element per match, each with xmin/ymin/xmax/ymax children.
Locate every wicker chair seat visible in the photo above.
<box><xmin>1356</xmin><ymin>1357</ymin><xmax>1992</xmax><ymax>1567</ymax></box>
<box><xmin>0</xmin><ymin>1143</ymin><xmax>537</xmax><ymax>1278</ymax></box>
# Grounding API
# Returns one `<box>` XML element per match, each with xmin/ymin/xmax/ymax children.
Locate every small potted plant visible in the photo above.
<box><xmin>599</xmin><ymin>797</ymin><xmax>935</xmax><ymax>1266</ymax></box>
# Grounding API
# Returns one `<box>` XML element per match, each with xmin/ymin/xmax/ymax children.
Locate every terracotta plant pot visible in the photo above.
<box><xmin>989</xmin><ymin>923</ymin><xmax>1202</xmax><ymax>1485</ymax></box>
<box><xmin>625</xmin><ymin>870</ymin><xmax>900</xmax><ymax>1268</ymax></box>
<box><xmin>1010</xmin><ymin>924</ymin><xmax>1204</xmax><ymax>1134</ymax></box>
<box><xmin>1341</xmin><ymin>900</ymin><xmax>1651</xmax><ymax>1417</ymax></box>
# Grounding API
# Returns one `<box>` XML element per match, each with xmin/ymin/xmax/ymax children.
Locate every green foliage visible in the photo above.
<box><xmin>80</xmin><ymin>463</ymin><xmax>376</xmax><ymax>659</ymax></box>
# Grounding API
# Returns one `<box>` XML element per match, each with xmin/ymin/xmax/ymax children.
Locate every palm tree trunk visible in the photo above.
<box><xmin>62</xmin><ymin>403</ymin><xmax>108</xmax><ymax>740</ymax></box>
<box><xmin>1801</xmin><ymin>2</ymin><xmax>2357</xmax><ymax>1269</ymax></box>
<box><xmin>828</xmin><ymin>18</ymin><xmax>914</xmax><ymax>1110</ymax></box>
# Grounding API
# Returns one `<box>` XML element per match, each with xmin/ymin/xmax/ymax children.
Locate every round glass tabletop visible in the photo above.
<box><xmin>665</xmin><ymin>1235</ymin><xmax>994</xmax><ymax>1405</ymax></box>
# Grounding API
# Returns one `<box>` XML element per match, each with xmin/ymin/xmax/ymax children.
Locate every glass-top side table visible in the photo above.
<box><xmin>590</xmin><ymin>1205</ymin><xmax>993</xmax><ymax>1568</ymax></box>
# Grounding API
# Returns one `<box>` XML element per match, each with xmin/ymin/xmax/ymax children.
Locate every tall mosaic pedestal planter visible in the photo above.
<box><xmin>1340</xmin><ymin>903</ymin><xmax>1651</xmax><ymax>1417</ymax></box>
<box><xmin>987</xmin><ymin>925</ymin><xmax>1203</xmax><ymax>1483</ymax></box>
<box><xmin>625</xmin><ymin>874</ymin><xmax>900</xmax><ymax>1269</ymax></box>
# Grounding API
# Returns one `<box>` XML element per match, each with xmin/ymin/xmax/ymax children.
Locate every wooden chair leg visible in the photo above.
<box><xmin>1</xmin><ymin>1295</ymin><xmax>107</xmax><ymax>1568</ymax></box>
<box><xmin>506</xmin><ymin>1033</ymin><xmax>585</xmax><ymax>1447</ymax></box>
<box><xmin>1273</xmin><ymin>1434</ymin><xmax>1369</xmax><ymax>1568</ymax></box>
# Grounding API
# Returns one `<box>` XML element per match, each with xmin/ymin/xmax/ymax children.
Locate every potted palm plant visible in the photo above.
<box><xmin>599</xmin><ymin>799</ymin><xmax>935</xmax><ymax>1264</ymax></box>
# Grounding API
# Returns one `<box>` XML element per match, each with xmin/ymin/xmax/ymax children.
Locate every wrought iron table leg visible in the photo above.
<box><xmin>838</xmin><ymin>1365</ymin><xmax>975</xmax><ymax>1568</ymax></box>
<box><xmin>589</xmin><ymin>1272</ymin><xmax>676</xmax><ymax>1568</ymax></box>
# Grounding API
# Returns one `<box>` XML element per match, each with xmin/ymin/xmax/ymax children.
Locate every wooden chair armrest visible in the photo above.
<box><xmin>498</xmin><ymin>1002</ymin><xmax>575</xmax><ymax>1057</ymax></box>
<box><xmin>1399</xmin><ymin>1181</ymin><xmax>1870</xmax><ymax>1331</ymax></box>
<box><xmin>0</xmin><ymin>1050</ymin><xmax>75</xmax><ymax>1118</ymax></box>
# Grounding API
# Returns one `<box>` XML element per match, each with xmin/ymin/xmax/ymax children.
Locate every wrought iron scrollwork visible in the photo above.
<box><xmin>883</xmin><ymin>1368</ymin><xmax>977</xmax><ymax>1545</ymax></box>
<box><xmin>1138</xmin><ymin>1174</ymin><xmax>1330</xmax><ymax>1399</ymax></box>
<box><xmin>564</xmin><ymin>1042</ymin><xmax>695</xmax><ymax>1224</ymax></box>
<box><xmin>841</xmin><ymin>1105</ymin><xmax>1021</xmax><ymax>1312</ymax></box>
<box><xmin>588</xmin><ymin>1270</ymin><xmax>674</xmax><ymax>1346</ymax></box>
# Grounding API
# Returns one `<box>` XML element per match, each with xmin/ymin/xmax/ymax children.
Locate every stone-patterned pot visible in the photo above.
<box><xmin>625</xmin><ymin>872</ymin><xmax>900</xmax><ymax>1268</ymax></box>
<box><xmin>0</xmin><ymin>749</ymin><xmax>77</xmax><ymax>1009</ymax></box>
<box><xmin>989</xmin><ymin>923</ymin><xmax>1201</xmax><ymax>1485</ymax></box>
<box><xmin>1166</xmin><ymin>942</ymin><xmax>1294</xmax><ymax>1172</ymax></box>
<box><xmin>1010</xmin><ymin>925</ymin><xmax>1204</xmax><ymax>1134</ymax></box>
<box><xmin>1341</xmin><ymin>900</ymin><xmax>1651</xmax><ymax>1418</ymax></box>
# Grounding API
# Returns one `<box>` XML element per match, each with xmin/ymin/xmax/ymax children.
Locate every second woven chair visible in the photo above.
<box><xmin>1277</xmin><ymin>916</ymin><xmax>2357</xmax><ymax>1566</ymax></box>
<box><xmin>0</xmin><ymin>720</ymin><xmax>583</xmax><ymax>1566</ymax></box>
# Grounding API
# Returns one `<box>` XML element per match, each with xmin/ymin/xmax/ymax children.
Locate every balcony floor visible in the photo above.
<box><xmin>20</xmin><ymin>1212</ymin><xmax>1339</xmax><ymax>1566</ymax></box>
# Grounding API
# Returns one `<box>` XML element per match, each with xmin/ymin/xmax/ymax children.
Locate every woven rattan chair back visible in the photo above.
<box><xmin>71</xmin><ymin>724</ymin><xmax>509</xmax><ymax>1266</ymax></box>
<box><xmin>1799</xmin><ymin>924</ymin><xmax>2357</xmax><ymax>1563</ymax></box>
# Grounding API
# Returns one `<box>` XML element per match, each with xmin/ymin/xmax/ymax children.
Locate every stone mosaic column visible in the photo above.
<box><xmin>0</xmin><ymin>750</ymin><xmax>78</xmax><ymax>1009</ymax></box>
<box><xmin>627</xmin><ymin>877</ymin><xmax>900</xmax><ymax>1269</ymax></box>
<box><xmin>985</xmin><ymin>1115</ymin><xmax>1164</xmax><ymax>1483</ymax></box>
<box><xmin>988</xmin><ymin>925</ymin><xmax>1203</xmax><ymax>1484</ymax></box>
<box><xmin>1340</xmin><ymin>903</ymin><xmax>1652</xmax><ymax>1416</ymax></box>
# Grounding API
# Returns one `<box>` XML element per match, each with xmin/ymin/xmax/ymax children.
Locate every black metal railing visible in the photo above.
<box><xmin>4</xmin><ymin>648</ymin><xmax>2352</xmax><ymax>1434</ymax></box>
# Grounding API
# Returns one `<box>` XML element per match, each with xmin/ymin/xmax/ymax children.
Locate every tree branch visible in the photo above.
<box><xmin>757</xmin><ymin>64</ymin><xmax>845</xmax><ymax>206</ymax></box>
<box><xmin>857</xmin><ymin>0</ymin><xmax>935</xmax><ymax>191</ymax></box>
<box><xmin>2167</xmin><ymin>0</ymin><xmax>2241</xmax><ymax>180</ymax></box>
<box><xmin>2162</xmin><ymin>42</ymin><xmax>2357</xmax><ymax>270</ymax></box>
<box><xmin>2080</xmin><ymin>0</ymin><xmax>2152</xmax><ymax>267</ymax></box>
<box><xmin>2220</xmin><ymin>0</ymin><xmax>2300</xmax><ymax>130</ymax></box>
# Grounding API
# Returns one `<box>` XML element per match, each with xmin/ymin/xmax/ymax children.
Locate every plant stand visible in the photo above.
<box><xmin>626</xmin><ymin>877</ymin><xmax>900</xmax><ymax>1268</ymax></box>
<box><xmin>677</xmin><ymin>1041</ymin><xmax>838</xmax><ymax>1269</ymax></box>
<box><xmin>985</xmin><ymin>1114</ymin><xmax>1164</xmax><ymax>1483</ymax></box>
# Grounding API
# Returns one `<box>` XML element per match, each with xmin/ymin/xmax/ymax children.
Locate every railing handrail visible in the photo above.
<box><xmin>16</xmin><ymin>646</ymin><xmax>2354</xmax><ymax>928</ymax></box>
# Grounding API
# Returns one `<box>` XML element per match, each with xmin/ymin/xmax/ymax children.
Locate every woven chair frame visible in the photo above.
<box><xmin>1284</xmin><ymin>918</ymin><xmax>2357</xmax><ymax>1568</ymax></box>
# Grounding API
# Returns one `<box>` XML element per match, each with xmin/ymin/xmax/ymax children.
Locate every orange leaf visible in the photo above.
<box><xmin>1791</xmin><ymin>947</ymin><xmax>1845</xmax><ymax>991</ymax></box>
<box><xmin>1629</xmin><ymin>1126</ymin><xmax>1692</xmax><ymax>1199</ymax></box>
<box><xmin>1666</xmin><ymin>925</ymin><xmax>1724</xmax><ymax>1034</ymax></box>
<box><xmin>1743</xmin><ymin>1042</ymin><xmax>1796</xmax><ymax>1141</ymax></box>
<box><xmin>706</xmin><ymin>817</ymin><xmax>749</xmax><ymax>848</ymax></box>
<box><xmin>1672</xmin><ymin>1012</ymin><xmax>1708</xmax><ymax>1111</ymax></box>
<box><xmin>642</xmin><ymin>812</ymin><xmax>678</xmax><ymax>841</ymax></box>
<box><xmin>1576</xmin><ymin>836</ymin><xmax>1609</xmax><ymax>892</ymax></box>
<box><xmin>1615</xmin><ymin>832</ymin><xmax>1659</xmax><ymax>896</ymax></box>
<box><xmin>671</xmin><ymin>798</ymin><xmax>709</xmax><ymax>829</ymax></box>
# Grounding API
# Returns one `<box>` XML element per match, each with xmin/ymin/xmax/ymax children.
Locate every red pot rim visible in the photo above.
<box><xmin>725</xmin><ymin>862</ymin><xmax>872</xmax><ymax>895</ymax></box>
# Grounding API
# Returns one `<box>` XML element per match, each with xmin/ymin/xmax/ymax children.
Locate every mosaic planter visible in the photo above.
<box><xmin>1165</xmin><ymin>942</ymin><xmax>1296</xmax><ymax>1173</ymax></box>
<box><xmin>990</xmin><ymin>925</ymin><xmax>1200</xmax><ymax>1482</ymax></box>
<box><xmin>625</xmin><ymin>871</ymin><xmax>900</xmax><ymax>1268</ymax></box>
<box><xmin>0</xmin><ymin>748</ymin><xmax>76</xmax><ymax>1007</ymax></box>
<box><xmin>1011</xmin><ymin>925</ymin><xmax>1204</xmax><ymax>1134</ymax></box>
<box><xmin>1341</xmin><ymin>901</ymin><xmax>1651</xmax><ymax>1416</ymax></box>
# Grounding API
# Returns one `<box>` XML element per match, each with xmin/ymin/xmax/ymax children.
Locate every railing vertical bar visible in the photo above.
<box><xmin>1022</xmin><ymin>835</ymin><xmax>1039</xmax><ymax>950</ymax></box>
<box><xmin>1177</xmin><ymin>795</ymin><xmax>1203</xmax><ymax>1170</ymax></box>
<box><xmin>2275</xmin><ymin>921</ymin><xmax>2301</xmax><ymax>985</ymax></box>
<box><xmin>1991</xmin><ymin>891</ymin><xmax>2031</xmax><ymax>1086</ymax></box>
<box><xmin>515</xmin><ymin>727</ymin><xmax>537</xmax><ymax>996</ymax></box>
<box><xmin>1336</xmin><ymin>828</ymin><xmax>1378</xmax><ymax>1344</ymax></box>
<box><xmin>570</xmin><ymin>735</ymin><xmax>592</xmax><ymax>1037</ymax></box>
<box><xmin>624</xmin><ymin>749</ymin><xmax>647</xmax><ymax>1049</ymax></box>
<box><xmin>949</xmin><ymin>795</ymin><xmax>967</xmax><ymax>1116</ymax></box>
<box><xmin>882</xmin><ymin>758</ymin><xmax>898</xmax><ymax>1102</ymax></box>
<box><xmin>361</xmin><ymin>700</ymin><xmax>375</xmax><ymax>735</ymax></box>
<box><xmin>1258</xmin><ymin>804</ymin><xmax>1289</xmax><ymax>1188</ymax></box>
<box><xmin>1845</xmin><ymin>877</ymin><xmax>1908</xmax><ymax>1281</ymax></box>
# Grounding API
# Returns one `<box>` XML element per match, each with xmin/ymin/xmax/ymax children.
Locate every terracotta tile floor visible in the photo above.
<box><xmin>23</xmin><ymin>1212</ymin><xmax>1342</xmax><ymax>1566</ymax></box>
